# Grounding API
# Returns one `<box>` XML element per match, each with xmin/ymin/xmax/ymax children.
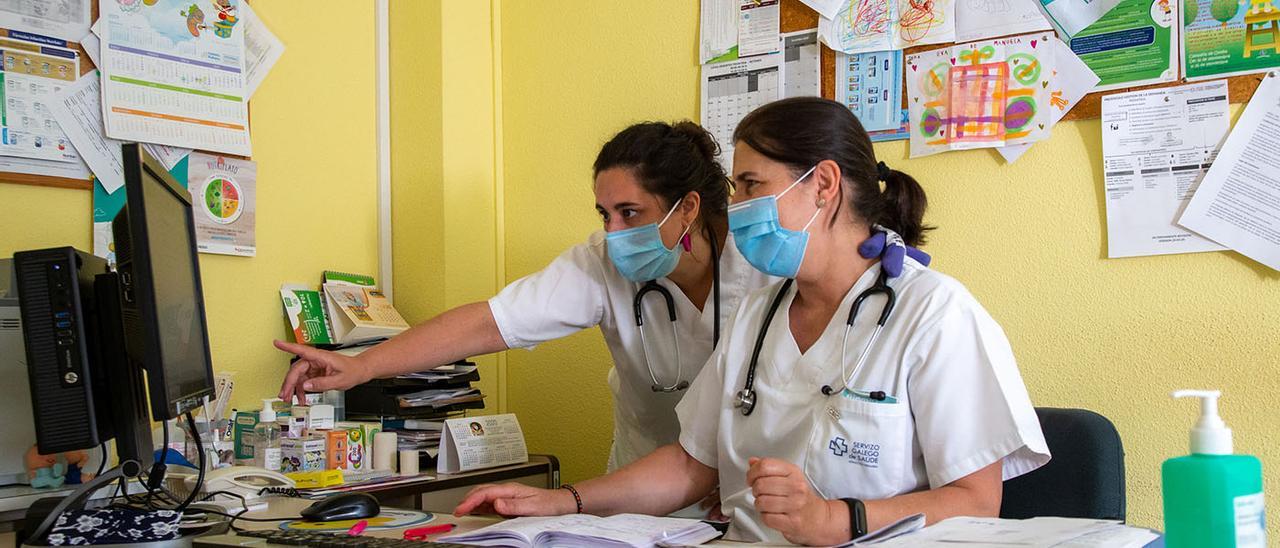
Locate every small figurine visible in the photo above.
<box><xmin>25</xmin><ymin>446</ymin><xmax>65</xmax><ymax>489</ymax></box>
<box><xmin>62</xmin><ymin>450</ymin><xmax>92</xmax><ymax>485</ymax></box>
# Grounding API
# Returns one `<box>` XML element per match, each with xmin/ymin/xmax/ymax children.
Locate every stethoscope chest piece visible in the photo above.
<box><xmin>734</xmin><ymin>388</ymin><xmax>757</xmax><ymax>415</ymax></box>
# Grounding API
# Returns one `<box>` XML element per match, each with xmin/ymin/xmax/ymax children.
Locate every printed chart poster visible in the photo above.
<box><xmin>0</xmin><ymin>30</ymin><xmax>81</xmax><ymax>163</ymax></box>
<box><xmin>1183</xmin><ymin>0</ymin><xmax>1280</xmax><ymax>80</ymax></box>
<box><xmin>100</xmin><ymin>0</ymin><xmax>251</xmax><ymax>156</ymax></box>
<box><xmin>1070</xmin><ymin>0</ymin><xmax>1178</xmax><ymax>91</ymax></box>
<box><xmin>188</xmin><ymin>152</ymin><xmax>255</xmax><ymax>257</ymax></box>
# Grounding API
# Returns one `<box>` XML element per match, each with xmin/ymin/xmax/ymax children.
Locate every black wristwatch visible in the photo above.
<box><xmin>841</xmin><ymin>498</ymin><xmax>868</xmax><ymax>540</ymax></box>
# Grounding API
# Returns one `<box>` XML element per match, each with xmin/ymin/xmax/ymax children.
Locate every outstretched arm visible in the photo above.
<box><xmin>276</xmin><ymin>301</ymin><xmax>507</xmax><ymax>402</ymax></box>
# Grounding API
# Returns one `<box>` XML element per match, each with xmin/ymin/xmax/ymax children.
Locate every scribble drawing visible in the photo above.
<box><xmin>836</xmin><ymin>0</ymin><xmax>893</xmax><ymax>47</ymax></box>
<box><xmin>899</xmin><ymin>0</ymin><xmax>942</xmax><ymax>43</ymax></box>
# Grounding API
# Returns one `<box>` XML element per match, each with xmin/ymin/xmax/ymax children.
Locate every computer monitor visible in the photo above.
<box><xmin>113</xmin><ymin>142</ymin><xmax>216</xmax><ymax>420</ymax></box>
<box><xmin>16</xmin><ymin>143</ymin><xmax>215</xmax><ymax>463</ymax></box>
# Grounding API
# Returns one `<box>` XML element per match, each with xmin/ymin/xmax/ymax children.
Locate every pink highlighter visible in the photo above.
<box><xmin>346</xmin><ymin>520</ymin><xmax>369</xmax><ymax>536</ymax></box>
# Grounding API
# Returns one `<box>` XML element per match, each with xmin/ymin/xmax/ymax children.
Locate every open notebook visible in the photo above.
<box><xmin>439</xmin><ymin>514</ymin><xmax>721</xmax><ymax>548</ymax></box>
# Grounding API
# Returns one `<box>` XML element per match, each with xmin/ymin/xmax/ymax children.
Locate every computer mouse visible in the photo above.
<box><xmin>299</xmin><ymin>492</ymin><xmax>381</xmax><ymax>522</ymax></box>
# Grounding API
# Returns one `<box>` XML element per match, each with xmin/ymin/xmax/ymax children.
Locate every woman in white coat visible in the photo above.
<box><xmin>453</xmin><ymin>97</ymin><xmax>1051</xmax><ymax>545</ymax></box>
<box><xmin>274</xmin><ymin>121</ymin><xmax>775</xmax><ymax>484</ymax></box>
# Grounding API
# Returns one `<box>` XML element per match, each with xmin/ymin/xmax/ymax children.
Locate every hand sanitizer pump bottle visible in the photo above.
<box><xmin>1162</xmin><ymin>390</ymin><xmax>1265</xmax><ymax>548</ymax></box>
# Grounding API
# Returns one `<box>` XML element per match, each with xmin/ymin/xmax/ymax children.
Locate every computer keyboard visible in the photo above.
<box><xmin>194</xmin><ymin>529</ymin><xmax>472</xmax><ymax>547</ymax></box>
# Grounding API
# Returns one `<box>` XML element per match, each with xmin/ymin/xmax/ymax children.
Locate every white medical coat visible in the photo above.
<box><xmin>676</xmin><ymin>259</ymin><xmax>1051</xmax><ymax>543</ymax></box>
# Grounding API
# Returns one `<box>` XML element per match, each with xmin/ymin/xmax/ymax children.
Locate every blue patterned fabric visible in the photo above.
<box><xmin>47</xmin><ymin>508</ymin><xmax>180</xmax><ymax>545</ymax></box>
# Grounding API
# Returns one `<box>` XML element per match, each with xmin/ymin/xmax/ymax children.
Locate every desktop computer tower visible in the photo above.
<box><xmin>13</xmin><ymin>247</ymin><xmax>115</xmax><ymax>454</ymax></box>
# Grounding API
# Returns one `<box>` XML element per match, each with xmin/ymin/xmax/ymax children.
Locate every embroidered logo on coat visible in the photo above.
<box><xmin>828</xmin><ymin>436</ymin><xmax>880</xmax><ymax>468</ymax></box>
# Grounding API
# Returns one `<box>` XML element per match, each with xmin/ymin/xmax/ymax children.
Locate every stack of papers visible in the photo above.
<box><xmin>396</xmin><ymin>387</ymin><xmax>485</xmax><ymax>409</ymax></box>
<box><xmin>876</xmin><ymin>517</ymin><xmax>1158</xmax><ymax>547</ymax></box>
<box><xmin>441</xmin><ymin>514</ymin><xmax>721</xmax><ymax>548</ymax></box>
<box><xmin>397</xmin><ymin>364</ymin><xmax>478</xmax><ymax>381</ymax></box>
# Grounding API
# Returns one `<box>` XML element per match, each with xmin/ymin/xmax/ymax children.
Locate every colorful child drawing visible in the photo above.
<box><xmin>907</xmin><ymin>32</ymin><xmax>1052</xmax><ymax>157</ymax></box>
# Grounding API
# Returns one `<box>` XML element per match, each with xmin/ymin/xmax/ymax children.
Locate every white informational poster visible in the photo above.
<box><xmin>0</xmin><ymin>33</ymin><xmax>81</xmax><ymax>164</ymax></box>
<box><xmin>1037</xmin><ymin>0</ymin><xmax>1122</xmax><ymax>37</ymax></box>
<box><xmin>48</xmin><ymin>73</ymin><xmax>126</xmax><ymax>194</ymax></box>
<box><xmin>1101</xmin><ymin>80</ymin><xmax>1230</xmax><ymax>258</ymax></box>
<box><xmin>188</xmin><ymin>152</ymin><xmax>256</xmax><ymax>257</ymax></box>
<box><xmin>436</xmin><ymin>414</ymin><xmax>528</xmax><ymax>474</ymax></box>
<box><xmin>100</xmin><ymin>0</ymin><xmax>252</xmax><ymax>156</ymax></box>
<box><xmin>781</xmin><ymin>29</ymin><xmax>820</xmax><ymax>98</ymax></box>
<box><xmin>701</xmin><ymin>54</ymin><xmax>783</xmax><ymax>171</ymax></box>
<box><xmin>956</xmin><ymin>0</ymin><xmax>1051</xmax><ymax>42</ymax></box>
<box><xmin>241</xmin><ymin>0</ymin><xmax>283</xmax><ymax>98</ymax></box>
<box><xmin>1179</xmin><ymin>72</ymin><xmax>1280</xmax><ymax>271</ymax></box>
<box><xmin>701</xmin><ymin>0</ymin><xmax>739</xmax><ymax>64</ymax></box>
<box><xmin>998</xmin><ymin>38</ymin><xmax>1100</xmax><ymax>163</ymax></box>
<box><xmin>737</xmin><ymin>0</ymin><xmax>780</xmax><ymax>57</ymax></box>
<box><xmin>0</xmin><ymin>0</ymin><xmax>91</xmax><ymax>42</ymax></box>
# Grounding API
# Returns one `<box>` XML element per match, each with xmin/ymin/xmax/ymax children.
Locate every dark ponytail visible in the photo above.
<box><xmin>593</xmin><ymin>121</ymin><xmax>731</xmax><ymax>227</ymax></box>
<box><xmin>733</xmin><ymin>97</ymin><xmax>933</xmax><ymax>246</ymax></box>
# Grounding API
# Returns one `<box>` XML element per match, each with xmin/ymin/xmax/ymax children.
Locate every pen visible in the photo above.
<box><xmin>346</xmin><ymin>520</ymin><xmax>368</xmax><ymax>536</ymax></box>
<box><xmin>403</xmin><ymin>523</ymin><xmax>456</xmax><ymax>540</ymax></box>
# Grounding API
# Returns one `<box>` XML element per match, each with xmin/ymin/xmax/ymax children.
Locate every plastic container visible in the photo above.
<box><xmin>1162</xmin><ymin>390</ymin><xmax>1265</xmax><ymax>548</ymax></box>
<box><xmin>253</xmin><ymin>398</ymin><xmax>283</xmax><ymax>472</ymax></box>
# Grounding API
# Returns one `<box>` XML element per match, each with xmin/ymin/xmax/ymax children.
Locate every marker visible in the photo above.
<box><xmin>346</xmin><ymin>520</ymin><xmax>368</xmax><ymax>536</ymax></box>
<box><xmin>403</xmin><ymin>523</ymin><xmax>457</xmax><ymax>540</ymax></box>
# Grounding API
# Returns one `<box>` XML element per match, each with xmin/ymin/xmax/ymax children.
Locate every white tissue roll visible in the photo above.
<box><xmin>373</xmin><ymin>432</ymin><xmax>398</xmax><ymax>471</ymax></box>
<box><xmin>399</xmin><ymin>449</ymin><xmax>419</xmax><ymax>475</ymax></box>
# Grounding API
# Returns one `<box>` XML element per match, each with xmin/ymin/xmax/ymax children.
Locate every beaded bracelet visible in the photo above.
<box><xmin>560</xmin><ymin>484</ymin><xmax>584</xmax><ymax>514</ymax></box>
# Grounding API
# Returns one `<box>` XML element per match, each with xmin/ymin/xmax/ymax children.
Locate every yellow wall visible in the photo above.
<box><xmin>0</xmin><ymin>0</ymin><xmax>381</xmax><ymax>415</ymax></box>
<box><xmin>487</xmin><ymin>0</ymin><xmax>1280</xmax><ymax>533</ymax></box>
<box><xmin>390</xmin><ymin>1</ymin><xmax>504</xmax><ymax>408</ymax></box>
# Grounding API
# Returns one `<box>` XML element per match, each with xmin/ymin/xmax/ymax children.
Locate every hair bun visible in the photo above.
<box><xmin>671</xmin><ymin>120</ymin><xmax>721</xmax><ymax>162</ymax></box>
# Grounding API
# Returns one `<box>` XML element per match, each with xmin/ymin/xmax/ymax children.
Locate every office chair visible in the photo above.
<box><xmin>1000</xmin><ymin>407</ymin><xmax>1126</xmax><ymax>521</ymax></box>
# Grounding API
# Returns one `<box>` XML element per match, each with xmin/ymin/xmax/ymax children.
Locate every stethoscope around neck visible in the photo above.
<box><xmin>734</xmin><ymin>268</ymin><xmax>897</xmax><ymax>416</ymax></box>
<box><xmin>634</xmin><ymin>226</ymin><xmax>721</xmax><ymax>392</ymax></box>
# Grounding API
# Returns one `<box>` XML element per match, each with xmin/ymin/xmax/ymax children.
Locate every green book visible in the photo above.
<box><xmin>281</xmin><ymin>284</ymin><xmax>334</xmax><ymax>345</ymax></box>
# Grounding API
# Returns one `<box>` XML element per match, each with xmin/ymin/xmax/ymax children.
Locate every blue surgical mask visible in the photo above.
<box><xmin>606</xmin><ymin>199</ymin><xmax>690</xmax><ymax>282</ymax></box>
<box><xmin>728</xmin><ymin>166</ymin><xmax>821</xmax><ymax>278</ymax></box>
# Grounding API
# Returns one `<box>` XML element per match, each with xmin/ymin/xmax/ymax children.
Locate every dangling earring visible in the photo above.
<box><xmin>680</xmin><ymin>231</ymin><xmax>692</xmax><ymax>252</ymax></box>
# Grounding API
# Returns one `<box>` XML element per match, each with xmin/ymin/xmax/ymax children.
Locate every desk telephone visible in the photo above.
<box><xmin>186</xmin><ymin>466</ymin><xmax>296</xmax><ymax>505</ymax></box>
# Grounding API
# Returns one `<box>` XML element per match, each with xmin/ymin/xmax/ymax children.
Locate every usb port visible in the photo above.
<box><xmin>54</xmin><ymin>312</ymin><xmax>70</xmax><ymax>320</ymax></box>
<box><xmin>56</xmin><ymin>330</ymin><xmax>72</xmax><ymax>338</ymax></box>
<box><xmin>55</xmin><ymin>320</ymin><xmax>71</xmax><ymax>329</ymax></box>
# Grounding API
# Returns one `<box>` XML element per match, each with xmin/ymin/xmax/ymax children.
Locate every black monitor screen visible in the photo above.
<box><xmin>140</xmin><ymin>164</ymin><xmax>212</xmax><ymax>409</ymax></box>
<box><xmin>115</xmin><ymin>143</ymin><xmax>215</xmax><ymax>419</ymax></box>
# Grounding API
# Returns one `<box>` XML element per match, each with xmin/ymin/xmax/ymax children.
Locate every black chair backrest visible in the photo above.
<box><xmin>1000</xmin><ymin>407</ymin><xmax>1126</xmax><ymax>521</ymax></box>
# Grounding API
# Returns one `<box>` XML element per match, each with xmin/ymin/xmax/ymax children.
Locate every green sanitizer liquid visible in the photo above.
<box><xmin>1162</xmin><ymin>390</ymin><xmax>1266</xmax><ymax>548</ymax></box>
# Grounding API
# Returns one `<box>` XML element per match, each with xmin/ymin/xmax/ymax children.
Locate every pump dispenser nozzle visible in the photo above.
<box><xmin>260</xmin><ymin>397</ymin><xmax>279</xmax><ymax>422</ymax></box>
<box><xmin>1172</xmin><ymin>389</ymin><xmax>1232</xmax><ymax>455</ymax></box>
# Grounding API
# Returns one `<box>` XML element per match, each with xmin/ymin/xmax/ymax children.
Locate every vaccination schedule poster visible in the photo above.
<box><xmin>1182</xmin><ymin>0</ymin><xmax>1280</xmax><ymax>80</ymax></box>
<box><xmin>1069</xmin><ymin>0</ymin><xmax>1178</xmax><ymax>91</ymax></box>
<box><xmin>188</xmin><ymin>152</ymin><xmax>255</xmax><ymax>257</ymax></box>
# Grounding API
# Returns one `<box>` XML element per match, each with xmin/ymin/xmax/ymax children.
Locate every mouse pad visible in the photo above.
<box><xmin>279</xmin><ymin>509</ymin><xmax>434</xmax><ymax>531</ymax></box>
